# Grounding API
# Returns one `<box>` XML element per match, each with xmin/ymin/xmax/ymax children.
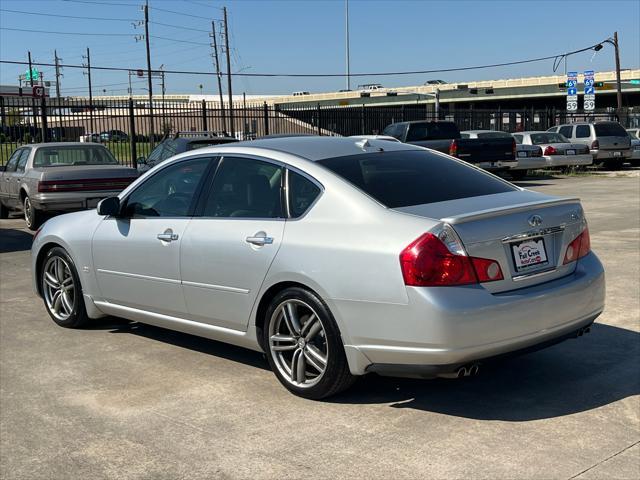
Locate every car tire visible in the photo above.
<box><xmin>510</xmin><ymin>170</ymin><xmax>527</xmax><ymax>180</ymax></box>
<box><xmin>0</xmin><ymin>201</ymin><xmax>8</xmax><ymax>219</ymax></box>
<box><xmin>40</xmin><ymin>247</ymin><xmax>89</xmax><ymax>328</ymax></box>
<box><xmin>263</xmin><ymin>287</ymin><xmax>356</xmax><ymax>399</ymax></box>
<box><xmin>24</xmin><ymin>196</ymin><xmax>42</xmax><ymax>231</ymax></box>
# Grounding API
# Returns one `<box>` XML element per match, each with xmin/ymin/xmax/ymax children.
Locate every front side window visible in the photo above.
<box><xmin>146</xmin><ymin>143</ymin><xmax>165</xmax><ymax>163</ymax></box>
<box><xmin>575</xmin><ymin>125</ymin><xmax>591</xmax><ymax>138</ymax></box>
<box><xmin>319</xmin><ymin>150</ymin><xmax>516</xmax><ymax>208</ymax></box>
<box><xmin>288</xmin><ymin>170</ymin><xmax>321</xmax><ymax>218</ymax></box>
<box><xmin>33</xmin><ymin>146</ymin><xmax>118</xmax><ymax>167</ymax></box>
<box><xmin>160</xmin><ymin>140</ymin><xmax>177</xmax><ymax>161</ymax></box>
<box><xmin>124</xmin><ymin>157</ymin><xmax>211</xmax><ymax>217</ymax></box>
<box><xmin>559</xmin><ymin>126</ymin><xmax>573</xmax><ymax>138</ymax></box>
<box><xmin>202</xmin><ymin>156</ymin><xmax>283</xmax><ymax>218</ymax></box>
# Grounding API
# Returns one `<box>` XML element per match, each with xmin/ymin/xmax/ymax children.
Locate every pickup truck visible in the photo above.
<box><xmin>382</xmin><ymin>121</ymin><xmax>517</xmax><ymax>171</ymax></box>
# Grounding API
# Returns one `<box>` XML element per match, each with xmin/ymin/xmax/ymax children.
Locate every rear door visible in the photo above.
<box><xmin>92</xmin><ymin>156</ymin><xmax>213</xmax><ymax>317</ymax></box>
<box><xmin>180</xmin><ymin>155</ymin><xmax>286</xmax><ymax>331</ymax></box>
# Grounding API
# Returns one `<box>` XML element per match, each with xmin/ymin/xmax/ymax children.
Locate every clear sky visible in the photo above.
<box><xmin>0</xmin><ymin>0</ymin><xmax>639</xmax><ymax>96</ymax></box>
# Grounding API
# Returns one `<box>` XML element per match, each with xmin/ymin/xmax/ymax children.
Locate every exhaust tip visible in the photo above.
<box><xmin>457</xmin><ymin>367</ymin><xmax>468</xmax><ymax>378</ymax></box>
<box><xmin>469</xmin><ymin>364</ymin><xmax>480</xmax><ymax>376</ymax></box>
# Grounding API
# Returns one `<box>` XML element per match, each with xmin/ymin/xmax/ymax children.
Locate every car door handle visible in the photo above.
<box><xmin>246</xmin><ymin>235</ymin><xmax>273</xmax><ymax>246</ymax></box>
<box><xmin>157</xmin><ymin>230</ymin><xmax>179</xmax><ymax>242</ymax></box>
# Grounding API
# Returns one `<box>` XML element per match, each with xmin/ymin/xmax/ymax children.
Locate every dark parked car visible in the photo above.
<box><xmin>383</xmin><ymin>121</ymin><xmax>517</xmax><ymax>172</ymax></box>
<box><xmin>100</xmin><ymin>130</ymin><xmax>129</xmax><ymax>142</ymax></box>
<box><xmin>137</xmin><ymin>132</ymin><xmax>238</xmax><ymax>173</ymax></box>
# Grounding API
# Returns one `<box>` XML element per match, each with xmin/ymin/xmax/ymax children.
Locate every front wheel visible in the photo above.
<box><xmin>263</xmin><ymin>287</ymin><xmax>355</xmax><ymax>399</ymax></box>
<box><xmin>510</xmin><ymin>170</ymin><xmax>527</xmax><ymax>181</ymax></box>
<box><xmin>40</xmin><ymin>247</ymin><xmax>89</xmax><ymax>328</ymax></box>
<box><xmin>0</xmin><ymin>201</ymin><xmax>8</xmax><ymax>219</ymax></box>
<box><xmin>24</xmin><ymin>196</ymin><xmax>42</xmax><ymax>230</ymax></box>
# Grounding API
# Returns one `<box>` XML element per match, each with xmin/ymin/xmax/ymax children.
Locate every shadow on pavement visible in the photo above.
<box><xmin>0</xmin><ymin>228</ymin><xmax>33</xmax><ymax>253</ymax></box>
<box><xmin>332</xmin><ymin>323</ymin><xmax>639</xmax><ymax>421</ymax></box>
<box><xmin>95</xmin><ymin>317</ymin><xmax>269</xmax><ymax>371</ymax></box>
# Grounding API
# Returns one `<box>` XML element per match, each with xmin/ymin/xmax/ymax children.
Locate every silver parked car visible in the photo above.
<box><xmin>0</xmin><ymin>143</ymin><xmax>138</xmax><ymax>230</ymax></box>
<box><xmin>31</xmin><ymin>137</ymin><xmax>605</xmax><ymax>399</ymax></box>
<box><xmin>548</xmin><ymin>121</ymin><xmax>631</xmax><ymax>168</ymax></box>
<box><xmin>513</xmin><ymin>131</ymin><xmax>592</xmax><ymax>169</ymax></box>
<box><xmin>460</xmin><ymin>130</ymin><xmax>545</xmax><ymax>179</ymax></box>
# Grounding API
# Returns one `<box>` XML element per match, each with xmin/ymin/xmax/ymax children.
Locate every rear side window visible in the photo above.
<box><xmin>16</xmin><ymin>149</ymin><xmax>30</xmax><ymax>172</ymax></box>
<box><xmin>288</xmin><ymin>170</ymin><xmax>321</xmax><ymax>218</ymax></box>
<box><xmin>575</xmin><ymin>125</ymin><xmax>591</xmax><ymax>138</ymax></box>
<box><xmin>512</xmin><ymin>134</ymin><xmax>523</xmax><ymax>144</ymax></box>
<box><xmin>559</xmin><ymin>126</ymin><xmax>573</xmax><ymax>138</ymax></box>
<box><xmin>594</xmin><ymin>123</ymin><xmax>627</xmax><ymax>137</ymax></box>
<box><xmin>319</xmin><ymin>150</ymin><xmax>516</xmax><ymax>208</ymax></box>
<box><xmin>383</xmin><ymin>124</ymin><xmax>403</xmax><ymax>140</ymax></box>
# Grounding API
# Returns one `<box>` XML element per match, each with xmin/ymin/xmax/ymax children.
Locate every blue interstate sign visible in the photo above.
<box><xmin>585</xmin><ymin>86</ymin><xmax>595</xmax><ymax>94</ymax></box>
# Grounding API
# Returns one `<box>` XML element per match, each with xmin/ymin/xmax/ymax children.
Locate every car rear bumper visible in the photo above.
<box><xmin>477</xmin><ymin>160</ymin><xmax>518</xmax><ymax>171</ymax></box>
<box><xmin>592</xmin><ymin>149</ymin><xmax>632</xmax><ymax>161</ymax></box>
<box><xmin>30</xmin><ymin>191</ymin><xmax>122</xmax><ymax>211</ymax></box>
<box><xmin>512</xmin><ymin>157</ymin><xmax>547</xmax><ymax>170</ymax></box>
<box><xmin>544</xmin><ymin>154</ymin><xmax>593</xmax><ymax>167</ymax></box>
<box><xmin>339</xmin><ymin>252</ymin><xmax>605</xmax><ymax>375</ymax></box>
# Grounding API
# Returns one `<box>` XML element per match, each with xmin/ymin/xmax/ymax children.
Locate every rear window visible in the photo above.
<box><xmin>594</xmin><ymin>123</ymin><xmax>627</xmax><ymax>137</ymax></box>
<box><xmin>187</xmin><ymin>140</ymin><xmax>232</xmax><ymax>151</ymax></box>
<box><xmin>476</xmin><ymin>131</ymin><xmax>512</xmax><ymax>139</ymax></box>
<box><xmin>530</xmin><ymin>133</ymin><xmax>569</xmax><ymax>144</ymax></box>
<box><xmin>406</xmin><ymin>122</ymin><xmax>460</xmax><ymax>141</ymax></box>
<box><xmin>318</xmin><ymin>150</ymin><xmax>516</xmax><ymax>208</ymax></box>
<box><xmin>33</xmin><ymin>146</ymin><xmax>119</xmax><ymax>167</ymax></box>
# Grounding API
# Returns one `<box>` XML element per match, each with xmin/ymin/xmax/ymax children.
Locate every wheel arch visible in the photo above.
<box><xmin>34</xmin><ymin>242</ymin><xmax>66</xmax><ymax>297</ymax></box>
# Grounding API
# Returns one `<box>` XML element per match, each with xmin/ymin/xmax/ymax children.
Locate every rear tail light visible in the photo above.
<box><xmin>38</xmin><ymin>177</ymin><xmax>134</xmax><ymax>193</ymax></box>
<box><xmin>449</xmin><ymin>139</ymin><xmax>458</xmax><ymax>157</ymax></box>
<box><xmin>563</xmin><ymin>225</ymin><xmax>591</xmax><ymax>264</ymax></box>
<box><xmin>544</xmin><ymin>145</ymin><xmax>557</xmax><ymax>156</ymax></box>
<box><xmin>400</xmin><ymin>226</ymin><xmax>503</xmax><ymax>287</ymax></box>
<box><xmin>591</xmin><ymin>139</ymin><xmax>599</xmax><ymax>150</ymax></box>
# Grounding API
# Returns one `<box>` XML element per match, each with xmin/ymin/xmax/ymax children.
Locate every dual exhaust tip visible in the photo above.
<box><xmin>575</xmin><ymin>325</ymin><xmax>591</xmax><ymax>337</ymax></box>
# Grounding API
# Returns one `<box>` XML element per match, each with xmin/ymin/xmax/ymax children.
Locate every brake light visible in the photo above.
<box><xmin>544</xmin><ymin>145</ymin><xmax>557</xmax><ymax>156</ymax></box>
<box><xmin>449</xmin><ymin>139</ymin><xmax>458</xmax><ymax>157</ymax></box>
<box><xmin>38</xmin><ymin>177</ymin><xmax>134</xmax><ymax>193</ymax></box>
<box><xmin>563</xmin><ymin>226</ymin><xmax>591</xmax><ymax>264</ymax></box>
<box><xmin>400</xmin><ymin>230</ymin><xmax>503</xmax><ymax>286</ymax></box>
<box><xmin>591</xmin><ymin>139</ymin><xmax>599</xmax><ymax>150</ymax></box>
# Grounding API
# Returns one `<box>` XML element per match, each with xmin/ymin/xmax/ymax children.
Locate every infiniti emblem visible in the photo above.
<box><xmin>528</xmin><ymin>215</ymin><xmax>543</xmax><ymax>227</ymax></box>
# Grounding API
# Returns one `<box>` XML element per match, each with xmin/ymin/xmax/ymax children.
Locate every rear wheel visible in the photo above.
<box><xmin>263</xmin><ymin>287</ymin><xmax>355</xmax><ymax>399</ymax></box>
<box><xmin>0</xmin><ymin>201</ymin><xmax>8</xmax><ymax>219</ymax></box>
<box><xmin>40</xmin><ymin>247</ymin><xmax>89</xmax><ymax>328</ymax></box>
<box><xmin>510</xmin><ymin>170</ymin><xmax>527</xmax><ymax>180</ymax></box>
<box><xmin>24</xmin><ymin>196</ymin><xmax>42</xmax><ymax>231</ymax></box>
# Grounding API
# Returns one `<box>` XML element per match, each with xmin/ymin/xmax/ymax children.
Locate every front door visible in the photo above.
<box><xmin>180</xmin><ymin>156</ymin><xmax>286</xmax><ymax>330</ymax></box>
<box><xmin>92</xmin><ymin>156</ymin><xmax>213</xmax><ymax>317</ymax></box>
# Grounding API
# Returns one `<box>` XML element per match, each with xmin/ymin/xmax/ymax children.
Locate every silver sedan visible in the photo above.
<box><xmin>513</xmin><ymin>132</ymin><xmax>593</xmax><ymax>168</ymax></box>
<box><xmin>30</xmin><ymin>137</ymin><xmax>605</xmax><ymax>399</ymax></box>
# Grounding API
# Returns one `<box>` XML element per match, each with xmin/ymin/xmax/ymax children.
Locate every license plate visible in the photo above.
<box><xmin>86</xmin><ymin>198</ymin><xmax>103</xmax><ymax>208</ymax></box>
<box><xmin>612</xmin><ymin>151</ymin><xmax>622</xmax><ymax>157</ymax></box>
<box><xmin>511</xmin><ymin>238</ymin><xmax>548</xmax><ymax>272</ymax></box>
<box><xmin>517</xmin><ymin>151</ymin><xmax>528</xmax><ymax>158</ymax></box>
<box><xmin>566</xmin><ymin>149</ymin><xmax>576</xmax><ymax>155</ymax></box>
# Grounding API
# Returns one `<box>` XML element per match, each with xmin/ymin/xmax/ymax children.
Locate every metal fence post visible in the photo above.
<box><xmin>40</xmin><ymin>96</ymin><xmax>48</xmax><ymax>142</ymax></box>
<box><xmin>263</xmin><ymin>102</ymin><xmax>269</xmax><ymax>136</ymax></box>
<box><xmin>0</xmin><ymin>96</ymin><xmax>5</xmax><ymax>129</ymax></box>
<box><xmin>361</xmin><ymin>104</ymin><xmax>365</xmax><ymax>134</ymax></box>
<box><xmin>316</xmin><ymin>104</ymin><xmax>322</xmax><ymax>135</ymax></box>
<box><xmin>201</xmin><ymin>100</ymin><xmax>208</xmax><ymax>132</ymax></box>
<box><xmin>129</xmin><ymin>98</ymin><xmax>137</xmax><ymax>168</ymax></box>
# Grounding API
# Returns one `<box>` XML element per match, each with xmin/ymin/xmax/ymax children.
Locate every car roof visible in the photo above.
<box><xmin>461</xmin><ymin>129</ymin><xmax>510</xmax><ymax>134</ymax></box>
<box><xmin>27</xmin><ymin>142</ymin><xmax>109</xmax><ymax>149</ymax></box>
<box><xmin>224</xmin><ymin>135</ymin><xmax>419</xmax><ymax>161</ymax></box>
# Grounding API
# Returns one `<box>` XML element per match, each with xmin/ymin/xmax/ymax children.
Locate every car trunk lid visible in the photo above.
<box><xmin>36</xmin><ymin>165</ymin><xmax>138</xmax><ymax>192</ymax></box>
<box><xmin>394</xmin><ymin>190</ymin><xmax>585</xmax><ymax>293</ymax></box>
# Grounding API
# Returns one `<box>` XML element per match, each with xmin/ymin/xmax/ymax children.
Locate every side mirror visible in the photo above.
<box><xmin>137</xmin><ymin>156</ymin><xmax>147</xmax><ymax>165</ymax></box>
<box><xmin>97</xmin><ymin>196</ymin><xmax>121</xmax><ymax>216</ymax></box>
<box><xmin>0</xmin><ymin>165</ymin><xmax>5</xmax><ymax>172</ymax></box>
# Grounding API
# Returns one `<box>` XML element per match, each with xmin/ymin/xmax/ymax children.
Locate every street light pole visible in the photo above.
<box><xmin>613</xmin><ymin>31</ymin><xmax>622</xmax><ymax>113</ymax></box>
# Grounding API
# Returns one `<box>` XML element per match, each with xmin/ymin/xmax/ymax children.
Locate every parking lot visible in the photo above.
<box><xmin>0</xmin><ymin>173</ymin><xmax>638</xmax><ymax>479</ymax></box>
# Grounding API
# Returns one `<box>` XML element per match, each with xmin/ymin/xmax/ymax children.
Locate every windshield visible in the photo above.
<box><xmin>406</xmin><ymin>122</ymin><xmax>460</xmax><ymax>141</ymax></box>
<box><xmin>34</xmin><ymin>146</ymin><xmax>119</xmax><ymax>167</ymax></box>
<box><xmin>529</xmin><ymin>133</ymin><xmax>569</xmax><ymax>145</ymax></box>
<box><xmin>318</xmin><ymin>150</ymin><xmax>516</xmax><ymax>208</ymax></box>
<box><xmin>594</xmin><ymin>123</ymin><xmax>627</xmax><ymax>137</ymax></box>
<box><xmin>476</xmin><ymin>131</ymin><xmax>512</xmax><ymax>139</ymax></box>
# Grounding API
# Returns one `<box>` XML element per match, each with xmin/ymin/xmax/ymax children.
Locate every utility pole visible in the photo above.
<box><xmin>223</xmin><ymin>6</ymin><xmax>234</xmax><ymax>137</ymax></box>
<box><xmin>210</xmin><ymin>20</ymin><xmax>226</xmax><ymax>133</ymax></box>
<box><xmin>144</xmin><ymin>0</ymin><xmax>155</xmax><ymax>144</ymax></box>
<box><xmin>345</xmin><ymin>0</ymin><xmax>351</xmax><ymax>91</ymax></box>
<box><xmin>82</xmin><ymin>48</ymin><xmax>94</xmax><ymax>134</ymax></box>
<box><xmin>613</xmin><ymin>31</ymin><xmax>622</xmax><ymax>113</ymax></box>
<box><xmin>54</xmin><ymin>50</ymin><xmax>63</xmax><ymax>98</ymax></box>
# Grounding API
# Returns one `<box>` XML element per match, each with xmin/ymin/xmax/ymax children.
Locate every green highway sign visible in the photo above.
<box><xmin>630</xmin><ymin>79</ymin><xmax>640</xmax><ymax>85</ymax></box>
<box><xmin>24</xmin><ymin>68</ymin><xmax>40</xmax><ymax>81</ymax></box>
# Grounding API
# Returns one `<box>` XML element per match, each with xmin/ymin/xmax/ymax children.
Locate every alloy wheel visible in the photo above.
<box><xmin>268</xmin><ymin>299</ymin><xmax>328</xmax><ymax>388</ymax></box>
<box><xmin>42</xmin><ymin>256</ymin><xmax>76</xmax><ymax>322</ymax></box>
<box><xmin>24</xmin><ymin>197</ymin><xmax>33</xmax><ymax>227</ymax></box>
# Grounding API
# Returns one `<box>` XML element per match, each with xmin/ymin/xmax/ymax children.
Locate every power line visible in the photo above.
<box><xmin>0</xmin><ymin>42</ymin><xmax>607</xmax><ymax>78</ymax></box>
<box><xmin>151</xmin><ymin>35</ymin><xmax>210</xmax><ymax>46</ymax></box>
<box><xmin>61</xmin><ymin>0</ymin><xmax>140</xmax><ymax>7</ymax></box>
<box><xmin>0</xmin><ymin>27</ymin><xmax>134</xmax><ymax>37</ymax></box>
<box><xmin>150</xmin><ymin>5</ymin><xmax>211</xmax><ymax>20</ymax></box>
<box><xmin>151</xmin><ymin>21</ymin><xmax>210</xmax><ymax>34</ymax></box>
<box><xmin>0</xmin><ymin>8</ymin><xmax>138</xmax><ymax>21</ymax></box>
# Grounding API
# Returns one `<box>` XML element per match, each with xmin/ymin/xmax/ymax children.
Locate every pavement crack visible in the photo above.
<box><xmin>567</xmin><ymin>439</ymin><xmax>640</xmax><ymax>479</ymax></box>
